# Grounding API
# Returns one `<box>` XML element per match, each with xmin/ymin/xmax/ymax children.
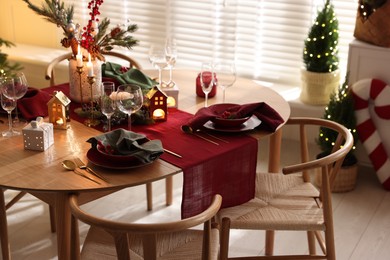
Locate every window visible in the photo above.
<box><xmin>68</xmin><ymin>0</ymin><xmax>358</xmax><ymax>87</ymax></box>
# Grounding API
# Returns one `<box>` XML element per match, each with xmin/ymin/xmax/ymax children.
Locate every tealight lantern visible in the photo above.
<box><xmin>162</xmin><ymin>84</ymin><xmax>179</xmax><ymax>108</ymax></box>
<box><xmin>47</xmin><ymin>91</ymin><xmax>71</xmax><ymax>129</ymax></box>
<box><xmin>146</xmin><ymin>86</ymin><xmax>168</xmax><ymax>121</ymax></box>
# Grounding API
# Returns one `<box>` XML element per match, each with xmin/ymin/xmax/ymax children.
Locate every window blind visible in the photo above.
<box><xmin>68</xmin><ymin>0</ymin><xmax>358</xmax><ymax>87</ymax></box>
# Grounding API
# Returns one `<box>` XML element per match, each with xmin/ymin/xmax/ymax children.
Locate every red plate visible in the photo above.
<box><xmin>87</xmin><ymin>148</ymin><xmax>153</xmax><ymax>170</ymax></box>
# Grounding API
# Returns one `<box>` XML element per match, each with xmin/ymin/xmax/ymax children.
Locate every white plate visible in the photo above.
<box><xmin>203</xmin><ymin>116</ymin><xmax>261</xmax><ymax>133</ymax></box>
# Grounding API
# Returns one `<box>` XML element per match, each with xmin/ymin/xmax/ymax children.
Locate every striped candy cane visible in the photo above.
<box><xmin>352</xmin><ymin>78</ymin><xmax>390</xmax><ymax>190</ymax></box>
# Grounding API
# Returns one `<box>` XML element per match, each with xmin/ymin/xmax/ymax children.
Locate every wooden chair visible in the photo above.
<box><xmin>45</xmin><ymin>51</ymin><xmax>142</xmax><ymax>86</ymax></box>
<box><xmin>69</xmin><ymin>193</ymin><xmax>222</xmax><ymax>260</ymax></box>
<box><xmin>0</xmin><ymin>189</ymin><xmax>57</xmax><ymax>260</ymax></box>
<box><xmin>217</xmin><ymin>117</ymin><xmax>353</xmax><ymax>260</ymax></box>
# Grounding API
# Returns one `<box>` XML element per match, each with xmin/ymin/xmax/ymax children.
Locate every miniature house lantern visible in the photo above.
<box><xmin>146</xmin><ymin>86</ymin><xmax>168</xmax><ymax>121</ymax></box>
<box><xmin>162</xmin><ymin>84</ymin><xmax>179</xmax><ymax>108</ymax></box>
<box><xmin>48</xmin><ymin>91</ymin><xmax>71</xmax><ymax>129</ymax></box>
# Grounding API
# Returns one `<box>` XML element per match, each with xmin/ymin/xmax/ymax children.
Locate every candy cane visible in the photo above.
<box><xmin>352</xmin><ymin>78</ymin><xmax>390</xmax><ymax>190</ymax></box>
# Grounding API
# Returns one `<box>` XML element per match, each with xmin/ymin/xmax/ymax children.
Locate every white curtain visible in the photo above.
<box><xmin>67</xmin><ymin>0</ymin><xmax>358</xmax><ymax>87</ymax></box>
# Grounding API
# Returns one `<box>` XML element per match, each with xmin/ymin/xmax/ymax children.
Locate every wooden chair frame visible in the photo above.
<box><xmin>218</xmin><ymin>117</ymin><xmax>354</xmax><ymax>260</ymax></box>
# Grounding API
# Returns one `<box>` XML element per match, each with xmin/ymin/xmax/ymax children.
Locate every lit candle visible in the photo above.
<box><xmin>76</xmin><ymin>45</ymin><xmax>83</xmax><ymax>67</ymax></box>
<box><xmin>87</xmin><ymin>53</ymin><xmax>94</xmax><ymax>77</ymax></box>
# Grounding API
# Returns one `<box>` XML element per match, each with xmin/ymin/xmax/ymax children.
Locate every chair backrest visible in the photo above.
<box><xmin>45</xmin><ymin>51</ymin><xmax>142</xmax><ymax>86</ymax></box>
<box><xmin>69</xmin><ymin>193</ymin><xmax>222</xmax><ymax>260</ymax></box>
<box><xmin>282</xmin><ymin>117</ymin><xmax>353</xmax><ymax>206</ymax></box>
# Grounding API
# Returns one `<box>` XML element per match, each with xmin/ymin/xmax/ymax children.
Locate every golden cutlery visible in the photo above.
<box><xmin>164</xmin><ymin>148</ymin><xmax>182</xmax><ymax>158</ymax></box>
<box><xmin>62</xmin><ymin>160</ymin><xmax>101</xmax><ymax>184</ymax></box>
<box><xmin>74</xmin><ymin>158</ymin><xmax>109</xmax><ymax>182</ymax></box>
<box><xmin>182</xmin><ymin>127</ymin><xmax>219</xmax><ymax>145</ymax></box>
<box><xmin>199</xmin><ymin>130</ymin><xmax>229</xmax><ymax>143</ymax></box>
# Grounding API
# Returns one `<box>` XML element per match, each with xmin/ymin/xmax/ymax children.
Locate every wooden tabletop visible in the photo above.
<box><xmin>0</xmin><ymin>69</ymin><xmax>290</xmax><ymax>193</ymax></box>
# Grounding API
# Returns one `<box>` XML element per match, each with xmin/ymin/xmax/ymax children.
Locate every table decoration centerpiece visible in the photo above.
<box><xmin>22</xmin><ymin>0</ymin><xmax>139</xmax><ymax>103</ymax></box>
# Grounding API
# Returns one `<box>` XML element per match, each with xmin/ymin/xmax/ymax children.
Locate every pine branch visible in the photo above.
<box><xmin>22</xmin><ymin>0</ymin><xmax>74</xmax><ymax>36</ymax></box>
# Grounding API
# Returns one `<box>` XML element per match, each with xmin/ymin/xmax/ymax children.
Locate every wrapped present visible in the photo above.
<box><xmin>22</xmin><ymin>117</ymin><xmax>54</xmax><ymax>151</ymax></box>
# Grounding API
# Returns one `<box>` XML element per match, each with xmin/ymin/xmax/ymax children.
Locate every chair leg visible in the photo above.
<box><xmin>0</xmin><ymin>191</ymin><xmax>11</xmax><ymax>260</ymax></box>
<box><xmin>5</xmin><ymin>191</ymin><xmax>27</xmax><ymax>210</ymax></box>
<box><xmin>146</xmin><ymin>183</ymin><xmax>153</xmax><ymax>211</ymax></box>
<box><xmin>220</xmin><ymin>218</ymin><xmax>231</xmax><ymax>260</ymax></box>
<box><xmin>265</xmin><ymin>230</ymin><xmax>275</xmax><ymax>255</ymax></box>
<box><xmin>307</xmin><ymin>231</ymin><xmax>316</xmax><ymax>255</ymax></box>
<box><xmin>165</xmin><ymin>176</ymin><xmax>173</xmax><ymax>206</ymax></box>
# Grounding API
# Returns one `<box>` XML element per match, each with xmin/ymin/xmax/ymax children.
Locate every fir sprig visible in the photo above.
<box><xmin>22</xmin><ymin>0</ymin><xmax>74</xmax><ymax>38</ymax></box>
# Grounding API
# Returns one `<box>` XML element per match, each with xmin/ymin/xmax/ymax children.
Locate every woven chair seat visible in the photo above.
<box><xmin>217</xmin><ymin>172</ymin><xmax>324</xmax><ymax>231</ymax></box>
<box><xmin>81</xmin><ymin>226</ymin><xmax>220</xmax><ymax>260</ymax></box>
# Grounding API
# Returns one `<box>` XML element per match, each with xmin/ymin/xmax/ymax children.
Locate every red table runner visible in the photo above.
<box><xmin>30</xmin><ymin>83</ymin><xmax>259</xmax><ymax>218</ymax></box>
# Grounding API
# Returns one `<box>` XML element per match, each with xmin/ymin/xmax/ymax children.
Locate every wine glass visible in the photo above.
<box><xmin>165</xmin><ymin>37</ymin><xmax>177</xmax><ymax>88</ymax></box>
<box><xmin>200</xmin><ymin>62</ymin><xmax>216</xmax><ymax>107</ymax></box>
<box><xmin>115</xmin><ymin>84</ymin><xmax>143</xmax><ymax>131</ymax></box>
<box><xmin>100</xmin><ymin>82</ymin><xmax>116</xmax><ymax>132</ymax></box>
<box><xmin>148</xmin><ymin>44</ymin><xmax>168</xmax><ymax>87</ymax></box>
<box><xmin>213</xmin><ymin>62</ymin><xmax>236</xmax><ymax>103</ymax></box>
<box><xmin>12</xmin><ymin>72</ymin><xmax>28</xmax><ymax>126</ymax></box>
<box><xmin>1</xmin><ymin>80</ymin><xmax>17</xmax><ymax>137</ymax></box>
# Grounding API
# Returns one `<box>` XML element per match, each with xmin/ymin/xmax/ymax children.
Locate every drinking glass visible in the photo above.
<box><xmin>1</xmin><ymin>82</ymin><xmax>17</xmax><ymax>137</ymax></box>
<box><xmin>200</xmin><ymin>62</ymin><xmax>215</xmax><ymax>107</ymax></box>
<box><xmin>100</xmin><ymin>82</ymin><xmax>116</xmax><ymax>132</ymax></box>
<box><xmin>148</xmin><ymin>44</ymin><xmax>168</xmax><ymax>87</ymax></box>
<box><xmin>213</xmin><ymin>62</ymin><xmax>236</xmax><ymax>103</ymax></box>
<box><xmin>12</xmin><ymin>72</ymin><xmax>28</xmax><ymax>126</ymax></box>
<box><xmin>115</xmin><ymin>84</ymin><xmax>143</xmax><ymax>131</ymax></box>
<box><xmin>165</xmin><ymin>37</ymin><xmax>177</xmax><ymax>88</ymax></box>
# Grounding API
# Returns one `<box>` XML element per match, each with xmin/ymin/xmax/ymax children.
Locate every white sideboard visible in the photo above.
<box><xmin>347</xmin><ymin>39</ymin><xmax>390</xmax><ymax>167</ymax></box>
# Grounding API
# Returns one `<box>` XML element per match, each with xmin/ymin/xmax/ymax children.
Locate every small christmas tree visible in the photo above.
<box><xmin>0</xmin><ymin>38</ymin><xmax>22</xmax><ymax>78</ymax></box>
<box><xmin>317</xmin><ymin>75</ymin><xmax>358</xmax><ymax>165</ymax></box>
<box><xmin>303</xmin><ymin>0</ymin><xmax>339</xmax><ymax>73</ymax></box>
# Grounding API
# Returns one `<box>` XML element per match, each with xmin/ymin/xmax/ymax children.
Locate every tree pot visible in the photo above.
<box><xmin>300</xmin><ymin>68</ymin><xmax>340</xmax><ymax>105</ymax></box>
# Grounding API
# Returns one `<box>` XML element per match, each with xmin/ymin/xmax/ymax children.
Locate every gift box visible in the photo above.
<box><xmin>22</xmin><ymin>117</ymin><xmax>54</xmax><ymax>151</ymax></box>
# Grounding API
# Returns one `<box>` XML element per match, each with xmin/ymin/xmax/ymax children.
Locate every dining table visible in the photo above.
<box><xmin>0</xmin><ymin>69</ymin><xmax>290</xmax><ymax>260</ymax></box>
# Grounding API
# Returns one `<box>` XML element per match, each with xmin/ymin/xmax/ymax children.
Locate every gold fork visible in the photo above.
<box><xmin>74</xmin><ymin>158</ymin><xmax>109</xmax><ymax>183</ymax></box>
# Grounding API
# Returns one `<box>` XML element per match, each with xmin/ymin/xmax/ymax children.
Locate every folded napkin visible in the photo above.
<box><xmin>182</xmin><ymin>102</ymin><xmax>285</xmax><ymax>132</ymax></box>
<box><xmin>17</xmin><ymin>88</ymin><xmax>52</xmax><ymax>121</ymax></box>
<box><xmin>102</xmin><ymin>62</ymin><xmax>158</xmax><ymax>92</ymax></box>
<box><xmin>86</xmin><ymin>128</ymin><xmax>164</xmax><ymax>163</ymax></box>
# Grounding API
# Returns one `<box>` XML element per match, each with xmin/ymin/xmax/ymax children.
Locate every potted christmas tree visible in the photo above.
<box><xmin>301</xmin><ymin>0</ymin><xmax>340</xmax><ymax>105</ymax></box>
<box><xmin>317</xmin><ymin>76</ymin><xmax>359</xmax><ymax>192</ymax></box>
<box><xmin>0</xmin><ymin>38</ymin><xmax>22</xmax><ymax>77</ymax></box>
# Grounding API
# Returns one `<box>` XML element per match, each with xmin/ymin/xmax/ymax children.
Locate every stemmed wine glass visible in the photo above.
<box><xmin>1</xmin><ymin>79</ymin><xmax>17</xmax><ymax>137</ymax></box>
<box><xmin>100</xmin><ymin>82</ymin><xmax>116</xmax><ymax>132</ymax></box>
<box><xmin>164</xmin><ymin>37</ymin><xmax>177</xmax><ymax>88</ymax></box>
<box><xmin>200</xmin><ymin>62</ymin><xmax>216</xmax><ymax>107</ymax></box>
<box><xmin>12</xmin><ymin>72</ymin><xmax>28</xmax><ymax>126</ymax></box>
<box><xmin>213</xmin><ymin>62</ymin><xmax>236</xmax><ymax>103</ymax></box>
<box><xmin>148</xmin><ymin>44</ymin><xmax>168</xmax><ymax>87</ymax></box>
<box><xmin>115</xmin><ymin>84</ymin><xmax>143</xmax><ymax>131</ymax></box>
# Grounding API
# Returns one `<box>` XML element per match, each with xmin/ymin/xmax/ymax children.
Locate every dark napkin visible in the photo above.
<box><xmin>86</xmin><ymin>128</ymin><xmax>164</xmax><ymax>163</ymax></box>
<box><xmin>17</xmin><ymin>88</ymin><xmax>52</xmax><ymax>121</ymax></box>
<box><xmin>182</xmin><ymin>102</ymin><xmax>284</xmax><ymax>132</ymax></box>
<box><xmin>102</xmin><ymin>62</ymin><xmax>157</xmax><ymax>91</ymax></box>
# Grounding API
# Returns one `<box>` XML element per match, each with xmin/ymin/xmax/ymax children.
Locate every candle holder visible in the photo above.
<box><xmin>84</xmin><ymin>75</ymin><xmax>100</xmax><ymax>127</ymax></box>
<box><xmin>76</xmin><ymin>66</ymin><xmax>84</xmax><ymax>107</ymax></box>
